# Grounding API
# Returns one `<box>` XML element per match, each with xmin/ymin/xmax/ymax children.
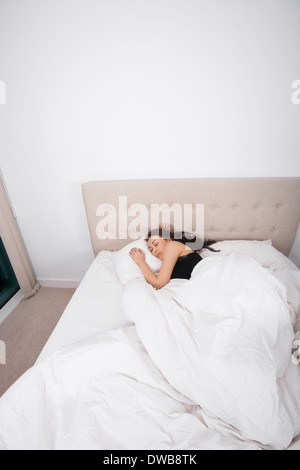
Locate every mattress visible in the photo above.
<box><xmin>0</xmin><ymin>241</ymin><xmax>300</xmax><ymax>450</ymax></box>
<box><xmin>37</xmin><ymin>251</ymin><xmax>129</xmax><ymax>362</ymax></box>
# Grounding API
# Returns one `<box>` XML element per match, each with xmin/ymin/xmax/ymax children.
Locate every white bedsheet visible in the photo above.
<box><xmin>123</xmin><ymin>255</ymin><xmax>300</xmax><ymax>449</ymax></box>
<box><xmin>0</xmin><ymin>251</ymin><xmax>299</xmax><ymax>450</ymax></box>
<box><xmin>37</xmin><ymin>251</ymin><xmax>130</xmax><ymax>362</ymax></box>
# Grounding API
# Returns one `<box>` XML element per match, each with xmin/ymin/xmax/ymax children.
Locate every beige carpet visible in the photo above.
<box><xmin>0</xmin><ymin>288</ymin><xmax>75</xmax><ymax>397</ymax></box>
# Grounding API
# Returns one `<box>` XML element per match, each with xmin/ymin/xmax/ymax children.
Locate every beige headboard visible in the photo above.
<box><xmin>82</xmin><ymin>177</ymin><xmax>300</xmax><ymax>257</ymax></box>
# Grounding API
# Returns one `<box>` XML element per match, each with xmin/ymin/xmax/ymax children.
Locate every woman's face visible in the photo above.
<box><xmin>147</xmin><ymin>236</ymin><xmax>169</xmax><ymax>260</ymax></box>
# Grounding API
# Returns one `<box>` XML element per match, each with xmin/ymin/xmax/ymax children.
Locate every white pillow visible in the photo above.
<box><xmin>200</xmin><ymin>239</ymin><xmax>298</xmax><ymax>272</ymax></box>
<box><xmin>112</xmin><ymin>238</ymin><xmax>162</xmax><ymax>285</ymax></box>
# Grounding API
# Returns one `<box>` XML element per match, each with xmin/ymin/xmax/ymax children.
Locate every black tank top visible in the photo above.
<box><xmin>171</xmin><ymin>252</ymin><xmax>202</xmax><ymax>280</ymax></box>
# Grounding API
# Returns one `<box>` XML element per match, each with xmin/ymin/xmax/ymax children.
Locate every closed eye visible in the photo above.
<box><xmin>148</xmin><ymin>240</ymin><xmax>159</xmax><ymax>253</ymax></box>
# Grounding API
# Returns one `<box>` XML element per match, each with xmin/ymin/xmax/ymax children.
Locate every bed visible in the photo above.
<box><xmin>0</xmin><ymin>177</ymin><xmax>299</xmax><ymax>450</ymax></box>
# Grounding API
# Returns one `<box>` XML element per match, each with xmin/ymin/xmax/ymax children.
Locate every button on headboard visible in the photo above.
<box><xmin>82</xmin><ymin>177</ymin><xmax>300</xmax><ymax>257</ymax></box>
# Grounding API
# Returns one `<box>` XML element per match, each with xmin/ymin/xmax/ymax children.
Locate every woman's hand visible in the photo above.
<box><xmin>129</xmin><ymin>247</ymin><xmax>145</xmax><ymax>266</ymax></box>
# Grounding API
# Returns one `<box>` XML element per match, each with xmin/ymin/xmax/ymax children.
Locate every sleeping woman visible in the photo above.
<box><xmin>129</xmin><ymin>225</ymin><xmax>219</xmax><ymax>289</ymax></box>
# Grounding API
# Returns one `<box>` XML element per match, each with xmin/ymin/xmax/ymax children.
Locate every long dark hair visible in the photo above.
<box><xmin>146</xmin><ymin>227</ymin><xmax>220</xmax><ymax>252</ymax></box>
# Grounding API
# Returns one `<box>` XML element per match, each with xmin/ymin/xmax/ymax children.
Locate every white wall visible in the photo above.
<box><xmin>0</xmin><ymin>0</ymin><xmax>300</xmax><ymax>284</ymax></box>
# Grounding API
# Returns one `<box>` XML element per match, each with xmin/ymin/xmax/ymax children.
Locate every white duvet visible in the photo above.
<box><xmin>0</xmin><ymin>253</ymin><xmax>299</xmax><ymax>450</ymax></box>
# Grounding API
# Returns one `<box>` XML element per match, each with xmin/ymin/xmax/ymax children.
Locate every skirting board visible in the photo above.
<box><xmin>37</xmin><ymin>279</ymin><xmax>81</xmax><ymax>289</ymax></box>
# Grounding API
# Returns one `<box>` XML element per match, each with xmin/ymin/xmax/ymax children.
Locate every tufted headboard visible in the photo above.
<box><xmin>82</xmin><ymin>177</ymin><xmax>300</xmax><ymax>257</ymax></box>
